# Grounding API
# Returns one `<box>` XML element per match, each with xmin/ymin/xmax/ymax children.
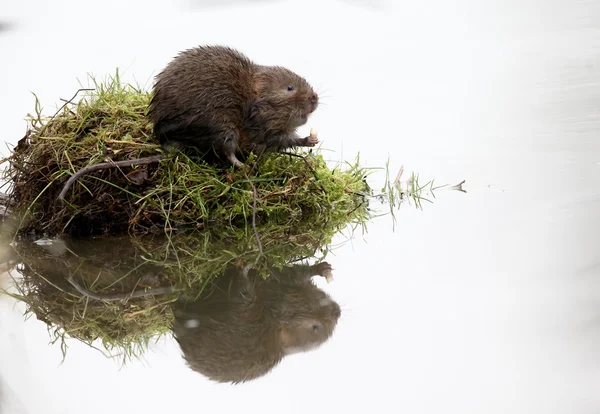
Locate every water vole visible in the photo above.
<box><xmin>149</xmin><ymin>45</ymin><xmax>320</xmax><ymax>167</ymax></box>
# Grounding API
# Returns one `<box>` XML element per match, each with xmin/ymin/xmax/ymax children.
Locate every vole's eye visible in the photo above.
<box><xmin>312</xmin><ymin>324</ymin><xmax>319</xmax><ymax>332</ymax></box>
<box><xmin>287</xmin><ymin>84</ymin><xmax>295</xmax><ymax>92</ymax></box>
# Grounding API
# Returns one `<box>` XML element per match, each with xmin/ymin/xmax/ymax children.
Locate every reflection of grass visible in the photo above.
<box><xmin>3</xmin><ymin>239</ymin><xmax>178</xmax><ymax>364</ymax></box>
<box><xmin>378</xmin><ymin>159</ymin><xmax>466</xmax><ymax>229</ymax></box>
<box><xmin>2</xmin><ymin>220</ymin><xmax>342</xmax><ymax>363</ymax></box>
<box><xmin>1</xmin><ymin>70</ymin><xmax>371</xmax><ymax>237</ymax></box>
<box><xmin>5</xmin><ymin>270</ymin><xmax>177</xmax><ymax>364</ymax></box>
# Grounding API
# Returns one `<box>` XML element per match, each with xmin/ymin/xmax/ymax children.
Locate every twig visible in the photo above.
<box><xmin>67</xmin><ymin>275</ymin><xmax>178</xmax><ymax>301</ymax></box>
<box><xmin>0</xmin><ymin>155</ymin><xmax>13</xmax><ymax>166</ymax></box>
<box><xmin>449</xmin><ymin>180</ymin><xmax>467</xmax><ymax>193</ymax></box>
<box><xmin>58</xmin><ymin>155</ymin><xmax>162</xmax><ymax>203</ymax></box>
<box><xmin>104</xmin><ymin>140</ymin><xmax>160</xmax><ymax>147</ymax></box>
<box><xmin>346</xmin><ymin>200</ymin><xmax>365</xmax><ymax>217</ymax></box>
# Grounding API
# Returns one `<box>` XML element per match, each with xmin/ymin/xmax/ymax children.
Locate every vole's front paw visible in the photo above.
<box><xmin>304</xmin><ymin>135</ymin><xmax>319</xmax><ymax>147</ymax></box>
<box><xmin>303</xmin><ymin>128</ymin><xmax>319</xmax><ymax>147</ymax></box>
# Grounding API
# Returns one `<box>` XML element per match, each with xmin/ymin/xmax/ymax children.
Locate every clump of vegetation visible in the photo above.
<box><xmin>1</xmin><ymin>71</ymin><xmax>372</xmax><ymax>237</ymax></box>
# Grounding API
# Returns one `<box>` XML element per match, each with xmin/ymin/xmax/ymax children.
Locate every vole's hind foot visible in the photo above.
<box><xmin>226</xmin><ymin>152</ymin><xmax>245</xmax><ymax>169</ymax></box>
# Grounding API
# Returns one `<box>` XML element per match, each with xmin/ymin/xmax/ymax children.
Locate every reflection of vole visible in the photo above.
<box><xmin>172</xmin><ymin>262</ymin><xmax>340</xmax><ymax>384</ymax></box>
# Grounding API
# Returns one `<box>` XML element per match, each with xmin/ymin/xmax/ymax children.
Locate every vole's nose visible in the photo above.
<box><xmin>308</xmin><ymin>93</ymin><xmax>318</xmax><ymax>113</ymax></box>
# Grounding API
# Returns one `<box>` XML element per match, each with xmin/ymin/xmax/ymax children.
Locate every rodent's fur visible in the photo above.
<box><xmin>149</xmin><ymin>45</ymin><xmax>320</xmax><ymax>167</ymax></box>
<box><xmin>172</xmin><ymin>262</ymin><xmax>340</xmax><ymax>384</ymax></box>
<box><xmin>58</xmin><ymin>45</ymin><xmax>319</xmax><ymax>203</ymax></box>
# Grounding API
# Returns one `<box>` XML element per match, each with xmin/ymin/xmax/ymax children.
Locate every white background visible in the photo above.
<box><xmin>1</xmin><ymin>0</ymin><xmax>600</xmax><ymax>413</ymax></box>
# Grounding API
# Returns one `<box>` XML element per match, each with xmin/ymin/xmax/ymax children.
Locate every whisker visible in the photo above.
<box><xmin>316</xmin><ymin>88</ymin><xmax>333</xmax><ymax>98</ymax></box>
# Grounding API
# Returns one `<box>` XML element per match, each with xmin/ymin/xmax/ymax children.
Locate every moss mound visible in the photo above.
<box><xmin>2</xmin><ymin>72</ymin><xmax>371</xmax><ymax>237</ymax></box>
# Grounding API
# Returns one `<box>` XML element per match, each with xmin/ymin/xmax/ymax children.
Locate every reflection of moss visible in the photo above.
<box><xmin>6</xmin><ymin>224</ymin><xmax>334</xmax><ymax>363</ymax></box>
<box><xmin>8</xmin><ymin>238</ymin><xmax>176</xmax><ymax>362</ymax></box>
<box><xmin>1</xmin><ymin>71</ymin><xmax>371</xmax><ymax>237</ymax></box>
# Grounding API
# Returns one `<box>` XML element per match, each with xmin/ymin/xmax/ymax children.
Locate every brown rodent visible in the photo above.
<box><xmin>172</xmin><ymin>261</ymin><xmax>340</xmax><ymax>384</ymax></box>
<box><xmin>58</xmin><ymin>45</ymin><xmax>319</xmax><ymax>203</ymax></box>
<box><xmin>149</xmin><ymin>45</ymin><xmax>320</xmax><ymax>167</ymax></box>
